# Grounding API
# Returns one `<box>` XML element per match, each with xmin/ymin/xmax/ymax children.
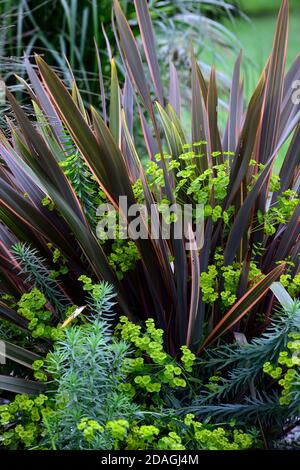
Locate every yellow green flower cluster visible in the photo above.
<box><xmin>258</xmin><ymin>189</ymin><xmax>298</xmax><ymax>236</ymax></box>
<box><xmin>115</xmin><ymin>316</ymin><xmax>196</xmax><ymax>399</ymax></box>
<box><xmin>184</xmin><ymin>414</ymin><xmax>253</xmax><ymax>450</ymax></box>
<box><xmin>180</xmin><ymin>346</ymin><xmax>196</xmax><ymax>372</ymax></box>
<box><xmin>108</xmin><ymin>239</ymin><xmax>141</xmax><ymax>280</ymax></box>
<box><xmin>0</xmin><ymin>393</ymin><xmax>52</xmax><ymax>448</ymax></box>
<box><xmin>77</xmin><ymin>418</ymin><xmax>104</xmax><ymax>443</ymax></box>
<box><xmin>47</xmin><ymin>244</ymin><xmax>69</xmax><ymax>279</ymax></box>
<box><xmin>78</xmin><ymin>413</ymin><xmax>253</xmax><ymax>451</ymax></box>
<box><xmin>78</xmin><ymin>417</ymin><xmax>185</xmax><ymax>450</ymax></box>
<box><xmin>263</xmin><ymin>332</ymin><xmax>300</xmax><ymax>406</ymax></box>
<box><xmin>32</xmin><ymin>359</ymin><xmax>47</xmax><ymax>382</ymax></box>
<box><xmin>280</xmin><ymin>272</ymin><xmax>300</xmax><ymax>297</ymax></box>
<box><xmin>200</xmin><ymin>252</ymin><xmax>263</xmax><ymax>308</ymax></box>
<box><xmin>17</xmin><ymin>288</ymin><xmax>63</xmax><ymax>341</ymax></box>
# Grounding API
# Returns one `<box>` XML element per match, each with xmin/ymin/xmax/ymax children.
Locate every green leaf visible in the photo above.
<box><xmin>207</xmin><ymin>66</ymin><xmax>223</xmax><ymax>165</ymax></box>
<box><xmin>156</xmin><ymin>101</ymin><xmax>184</xmax><ymax>159</ymax></box>
<box><xmin>109</xmin><ymin>58</ymin><xmax>121</xmax><ymax>145</ymax></box>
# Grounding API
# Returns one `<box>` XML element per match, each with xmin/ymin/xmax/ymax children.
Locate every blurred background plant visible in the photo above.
<box><xmin>0</xmin><ymin>0</ymin><xmax>243</xmax><ymax>106</ymax></box>
<box><xmin>1</xmin><ymin>0</ymin><xmax>299</xmax><ymax>163</ymax></box>
<box><xmin>1</xmin><ymin>1</ymin><xmax>299</xmax><ymax>108</ymax></box>
<box><xmin>231</xmin><ymin>0</ymin><xmax>300</xmax><ymax>97</ymax></box>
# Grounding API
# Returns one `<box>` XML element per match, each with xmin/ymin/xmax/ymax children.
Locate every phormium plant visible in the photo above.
<box><xmin>0</xmin><ymin>0</ymin><xmax>298</xmax><ymax>396</ymax></box>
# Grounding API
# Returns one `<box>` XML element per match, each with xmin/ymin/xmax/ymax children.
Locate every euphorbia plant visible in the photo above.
<box><xmin>0</xmin><ymin>0</ymin><xmax>299</xmax><ymax>394</ymax></box>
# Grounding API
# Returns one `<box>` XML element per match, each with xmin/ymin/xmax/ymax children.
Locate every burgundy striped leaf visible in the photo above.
<box><xmin>156</xmin><ymin>102</ymin><xmax>184</xmax><ymax>159</ymax></box>
<box><xmin>169</xmin><ymin>62</ymin><xmax>181</xmax><ymax>118</ymax></box>
<box><xmin>280</xmin><ymin>53</ymin><xmax>300</xmax><ymax>137</ymax></box>
<box><xmin>94</xmin><ymin>37</ymin><xmax>107</xmax><ymax>124</ymax></box>
<box><xmin>7</xmin><ymin>90</ymin><xmax>87</xmax><ymax>222</ymax></box>
<box><xmin>272</xmin><ymin>201</ymin><xmax>300</xmax><ymax>264</ymax></box>
<box><xmin>113</xmin><ymin>0</ymin><xmax>152</xmax><ymax>112</ymax></box>
<box><xmin>134</xmin><ymin>0</ymin><xmax>164</xmax><ymax>104</ymax></box>
<box><xmin>276</xmin><ymin>123</ymin><xmax>300</xmax><ymax>197</ymax></box>
<box><xmin>224</xmin><ymin>158</ymin><xmax>273</xmax><ymax>266</ymax></box>
<box><xmin>223</xmin><ymin>51</ymin><xmax>243</xmax><ymax>152</ymax></box>
<box><xmin>186</xmin><ymin>226</ymin><xmax>200</xmax><ymax>347</ymax></box>
<box><xmin>255</xmin><ymin>0</ymin><xmax>289</xmax><ymax>165</ymax></box>
<box><xmin>139</xmin><ymin>107</ymin><xmax>159</xmax><ymax>160</ymax></box>
<box><xmin>206</xmin><ymin>66</ymin><xmax>223</xmax><ymax>164</ymax></box>
<box><xmin>224</xmin><ymin>73</ymin><xmax>265</xmax><ymax>210</ymax></box>
<box><xmin>191</xmin><ymin>54</ymin><xmax>209</xmax><ymax>172</ymax></box>
<box><xmin>25</xmin><ymin>56</ymin><xmax>64</xmax><ymax>143</ymax></box>
<box><xmin>253</xmin><ymin>0</ymin><xmax>290</xmax><ymax>250</ymax></box>
<box><xmin>109</xmin><ymin>58</ymin><xmax>121</xmax><ymax>145</ymax></box>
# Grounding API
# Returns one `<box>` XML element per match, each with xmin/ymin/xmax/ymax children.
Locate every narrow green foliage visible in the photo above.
<box><xmin>59</xmin><ymin>153</ymin><xmax>102</xmax><ymax>227</ymax></box>
<box><xmin>11</xmin><ymin>243</ymin><xmax>69</xmax><ymax>319</ymax></box>
<box><xmin>79</xmin><ymin>275</ymin><xmax>117</xmax><ymax>324</ymax></box>
<box><xmin>189</xmin><ymin>298</ymin><xmax>300</xmax><ymax>429</ymax></box>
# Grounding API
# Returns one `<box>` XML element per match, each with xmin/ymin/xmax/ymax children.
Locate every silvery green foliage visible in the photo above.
<box><xmin>87</xmin><ymin>281</ymin><xmax>117</xmax><ymax>323</ymax></box>
<box><xmin>43</xmin><ymin>293</ymin><xmax>140</xmax><ymax>449</ymax></box>
<box><xmin>202</xmin><ymin>300</ymin><xmax>300</xmax><ymax>398</ymax></box>
<box><xmin>11</xmin><ymin>243</ymin><xmax>69</xmax><ymax>319</ymax></box>
<box><xmin>187</xmin><ymin>299</ymin><xmax>300</xmax><ymax>428</ymax></box>
<box><xmin>59</xmin><ymin>151</ymin><xmax>99</xmax><ymax>227</ymax></box>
